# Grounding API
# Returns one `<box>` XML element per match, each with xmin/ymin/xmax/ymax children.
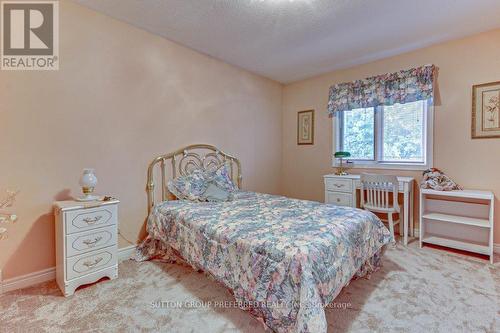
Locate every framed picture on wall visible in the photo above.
<box><xmin>472</xmin><ymin>81</ymin><xmax>500</xmax><ymax>139</ymax></box>
<box><xmin>297</xmin><ymin>110</ymin><xmax>314</xmax><ymax>145</ymax></box>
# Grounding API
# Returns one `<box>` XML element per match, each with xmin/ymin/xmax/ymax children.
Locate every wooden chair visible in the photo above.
<box><xmin>360</xmin><ymin>173</ymin><xmax>400</xmax><ymax>241</ymax></box>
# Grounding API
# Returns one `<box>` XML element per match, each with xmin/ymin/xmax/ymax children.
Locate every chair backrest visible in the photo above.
<box><xmin>360</xmin><ymin>173</ymin><xmax>400</xmax><ymax>212</ymax></box>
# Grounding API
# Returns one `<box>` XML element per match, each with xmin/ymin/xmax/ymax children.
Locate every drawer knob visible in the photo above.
<box><xmin>83</xmin><ymin>257</ymin><xmax>103</xmax><ymax>268</ymax></box>
<box><xmin>336</xmin><ymin>198</ymin><xmax>341</xmax><ymax>202</ymax></box>
<box><xmin>82</xmin><ymin>215</ymin><xmax>103</xmax><ymax>225</ymax></box>
<box><xmin>334</xmin><ymin>184</ymin><xmax>344</xmax><ymax>188</ymax></box>
<box><xmin>82</xmin><ymin>236</ymin><xmax>103</xmax><ymax>248</ymax></box>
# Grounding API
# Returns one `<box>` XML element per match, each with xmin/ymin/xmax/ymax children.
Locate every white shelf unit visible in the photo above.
<box><xmin>419</xmin><ymin>189</ymin><xmax>494</xmax><ymax>264</ymax></box>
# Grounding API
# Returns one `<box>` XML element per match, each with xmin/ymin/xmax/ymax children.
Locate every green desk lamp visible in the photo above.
<box><xmin>334</xmin><ymin>151</ymin><xmax>351</xmax><ymax>175</ymax></box>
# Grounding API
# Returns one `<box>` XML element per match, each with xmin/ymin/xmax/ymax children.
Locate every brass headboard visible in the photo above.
<box><xmin>146</xmin><ymin>144</ymin><xmax>242</xmax><ymax>213</ymax></box>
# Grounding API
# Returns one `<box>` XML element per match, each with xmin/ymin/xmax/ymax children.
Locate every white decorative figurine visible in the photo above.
<box><xmin>78</xmin><ymin>168</ymin><xmax>99</xmax><ymax>201</ymax></box>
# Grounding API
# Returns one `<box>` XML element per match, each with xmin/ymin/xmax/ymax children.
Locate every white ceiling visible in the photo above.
<box><xmin>75</xmin><ymin>0</ymin><xmax>500</xmax><ymax>83</ymax></box>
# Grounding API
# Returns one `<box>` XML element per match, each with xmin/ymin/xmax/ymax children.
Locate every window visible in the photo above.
<box><xmin>335</xmin><ymin>99</ymin><xmax>432</xmax><ymax>169</ymax></box>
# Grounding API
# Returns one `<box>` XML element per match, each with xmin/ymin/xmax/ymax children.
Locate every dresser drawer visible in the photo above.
<box><xmin>66</xmin><ymin>245</ymin><xmax>117</xmax><ymax>280</ymax></box>
<box><xmin>325</xmin><ymin>178</ymin><xmax>353</xmax><ymax>193</ymax></box>
<box><xmin>65</xmin><ymin>205</ymin><xmax>117</xmax><ymax>234</ymax></box>
<box><xmin>326</xmin><ymin>191</ymin><xmax>352</xmax><ymax>207</ymax></box>
<box><xmin>66</xmin><ymin>224</ymin><xmax>117</xmax><ymax>258</ymax></box>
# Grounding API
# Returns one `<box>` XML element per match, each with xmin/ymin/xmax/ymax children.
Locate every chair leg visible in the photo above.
<box><xmin>388</xmin><ymin>213</ymin><xmax>395</xmax><ymax>242</ymax></box>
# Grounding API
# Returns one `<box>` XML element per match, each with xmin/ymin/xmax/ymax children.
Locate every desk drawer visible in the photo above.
<box><xmin>325</xmin><ymin>178</ymin><xmax>353</xmax><ymax>193</ymax></box>
<box><xmin>326</xmin><ymin>191</ymin><xmax>352</xmax><ymax>207</ymax></box>
<box><xmin>65</xmin><ymin>205</ymin><xmax>117</xmax><ymax>234</ymax></box>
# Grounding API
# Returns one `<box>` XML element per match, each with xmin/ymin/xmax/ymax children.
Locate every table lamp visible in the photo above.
<box><xmin>77</xmin><ymin>168</ymin><xmax>99</xmax><ymax>201</ymax></box>
<box><xmin>334</xmin><ymin>151</ymin><xmax>351</xmax><ymax>175</ymax></box>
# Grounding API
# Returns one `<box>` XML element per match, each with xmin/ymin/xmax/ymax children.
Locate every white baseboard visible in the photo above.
<box><xmin>117</xmin><ymin>244</ymin><xmax>137</xmax><ymax>261</ymax></box>
<box><xmin>1</xmin><ymin>267</ymin><xmax>56</xmax><ymax>294</ymax></box>
<box><xmin>0</xmin><ymin>245</ymin><xmax>137</xmax><ymax>294</ymax></box>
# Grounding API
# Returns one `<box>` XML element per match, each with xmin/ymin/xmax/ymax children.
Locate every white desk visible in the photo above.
<box><xmin>324</xmin><ymin>174</ymin><xmax>415</xmax><ymax>245</ymax></box>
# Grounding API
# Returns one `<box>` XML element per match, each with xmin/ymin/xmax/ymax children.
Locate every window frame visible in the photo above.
<box><xmin>333</xmin><ymin>99</ymin><xmax>434</xmax><ymax>170</ymax></box>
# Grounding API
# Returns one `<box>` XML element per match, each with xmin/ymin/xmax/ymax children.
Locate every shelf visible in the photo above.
<box><xmin>422</xmin><ymin>234</ymin><xmax>490</xmax><ymax>255</ymax></box>
<box><xmin>420</xmin><ymin>189</ymin><xmax>494</xmax><ymax>200</ymax></box>
<box><xmin>422</xmin><ymin>212</ymin><xmax>490</xmax><ymax>228</ymax></box>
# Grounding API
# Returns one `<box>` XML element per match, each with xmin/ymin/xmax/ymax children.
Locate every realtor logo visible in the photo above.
<box><xmin>1</xmin><ymin>1</ymin><xmax>59</xmax><ymax>70</ymax></box>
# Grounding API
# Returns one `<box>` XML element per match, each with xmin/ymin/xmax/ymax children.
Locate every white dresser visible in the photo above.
<box><xmin>54</xmin><ymin>199</ymin><xmax>119</xmax><ymax>296</ymax></box>
<box><xmin>324</xmin><ymin>174</ymin><xmax>415</xmax><ymax>245</ymax></box>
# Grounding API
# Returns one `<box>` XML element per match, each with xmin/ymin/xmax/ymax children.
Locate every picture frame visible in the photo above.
<box><xmin>472</xmin><ymin>81</ymin><xmax>500</xmax><ymax>139</ymax></box>
<box><xmin>297</xmin><ymin>110</ymin><xmax>314</xmax><ymax>145</ymax></box>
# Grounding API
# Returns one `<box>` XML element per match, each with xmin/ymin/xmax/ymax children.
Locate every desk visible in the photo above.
<box><xmin>324</xmin><ymin>174</ymin><xmax>414</xmax><ymax>245</ymax></box>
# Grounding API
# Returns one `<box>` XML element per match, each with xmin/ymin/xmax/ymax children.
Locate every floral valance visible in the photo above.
<box><xmin>327</xmin><ymin>64</ymin><xmax>436</xmax><ymax>115</ymax></box>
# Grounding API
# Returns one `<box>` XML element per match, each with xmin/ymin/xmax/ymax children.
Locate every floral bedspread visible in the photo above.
<box><xmin>136</xmin><ymin>191</ymin><xmax>392</xmax><ymax>332</ymax></box>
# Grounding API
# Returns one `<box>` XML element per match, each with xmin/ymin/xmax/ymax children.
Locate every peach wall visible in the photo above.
<box><xmin>3</xmin><ymin>2</ymin><xmax>500</xmax><ymax>283</ymax></box>
<box><xmin>282</xmin><ymin>28</ymin><xmax>500</xmax><ymax>243</ymax></box>
<box><xmin>0</xmin><ymin>1</ymin><xmax>282</xmax><ymax>279</ymax></box>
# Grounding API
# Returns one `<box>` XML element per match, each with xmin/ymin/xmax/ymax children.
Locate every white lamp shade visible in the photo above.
<box><xmin>79</xmin><ymin>168</ymin><xmax>98</xmax><ymax>188</ymax></box>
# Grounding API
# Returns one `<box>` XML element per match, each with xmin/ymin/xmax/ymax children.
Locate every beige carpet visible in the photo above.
<box><xmin>1</xmin><ymin>241</ymin><xmax>499</xmax><ymax>333</ymax></box>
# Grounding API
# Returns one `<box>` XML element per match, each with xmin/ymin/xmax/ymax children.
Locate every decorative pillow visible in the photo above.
<box><xmin>167</xmin><ymin>169</ymin><xmax>208</xmax><ymax>201</ymax></box>
<box><xmin>207</xmin><ymin>162</ymin><xmax>237</xmax><ymax>193</ymax></box>
<box><xmin>200</xmin><ymin>182</ymin><xmax>233</xmax><ymax>202</ymax></box>
<box><xmin>420</xmin><ymin>168</ymin><xmax>463</xmax><ymax>191</ymax></box>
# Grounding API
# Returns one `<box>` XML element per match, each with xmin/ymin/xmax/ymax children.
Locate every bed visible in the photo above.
<box><xmin>136</xmin><ymin>144</ymin><xmax>392</xmax><ymax>333</ymax></box>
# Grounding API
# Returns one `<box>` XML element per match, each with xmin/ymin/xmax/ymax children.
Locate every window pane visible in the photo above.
<box><xmin>342</xmin><ymin>108</ymin><xmax>374</xmax><ymax>160</ymax></box>
<box><xmin>382</xmin><ymin>101</ymin><xmax>425</xmax><ymax>162</ymax></box>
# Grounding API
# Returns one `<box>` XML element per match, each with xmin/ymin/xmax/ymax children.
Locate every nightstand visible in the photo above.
<box><xmin>54</xmin><ymin>198</ymin><xmax>119</xmax><ymax>296</ymax></box>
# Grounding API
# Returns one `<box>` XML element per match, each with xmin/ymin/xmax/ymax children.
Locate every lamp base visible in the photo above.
<box><xmin>76</xmin><ymin>194</ymin><xmax>100</xmax><ymax>202</ymax></box>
